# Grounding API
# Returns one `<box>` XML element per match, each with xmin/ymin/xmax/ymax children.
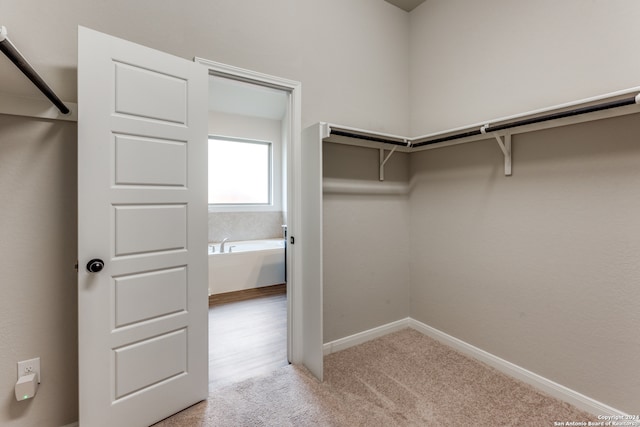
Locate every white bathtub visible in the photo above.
<box><xmin>208</xmin><ymin>239</ymin><xmax>285</xmax><ymax>295</ymax></box>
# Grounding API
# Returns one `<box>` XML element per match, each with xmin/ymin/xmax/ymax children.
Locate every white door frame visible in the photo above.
<box><xmin>194</xmin><ymin>58</ymin><xmax>303</xmax><ymax>364</ymax></box>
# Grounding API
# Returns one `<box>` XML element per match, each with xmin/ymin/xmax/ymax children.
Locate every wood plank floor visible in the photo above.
<box><xmin>208</xmin><ymin>289</ymin><xmax>288</xmax><ymax>391</ymax></box>
<box><xmin>208</xmin><ymin>283</ymin><xmax>286</xmax><ymax>306</ymax></box>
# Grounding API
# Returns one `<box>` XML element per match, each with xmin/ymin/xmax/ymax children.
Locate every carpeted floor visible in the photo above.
<box><xmin>155</xmin><ymin>328</ymin><xmax>597</xmax><ymax>426</ymax></box>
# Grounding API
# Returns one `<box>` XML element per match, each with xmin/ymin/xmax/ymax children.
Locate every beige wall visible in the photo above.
<box><xmin>409</xmin><ymin>0</ymin><xmax>640</xmax><ymax>414</ymax></box>
<box><xmin>0</xmin><ymin>1</ymin><xmax>409</xmax><ymax>426</ymax></box>
<box><xmin>1</xmin><ymin>0</ymin><xmax>410</xmax><ymax>134</ymax></box>
<box><xmin>0</xmin><ymin>116</ymin><xmax>78</xmax><ymax>426</ymax></box>
<box><xmin>409</xmin><ymin>0</ymin><xmax>640</xmax><ymax>134</ymax></box>
<box><xmin>322</xmin><ymin>143</ymin><xmax>410</xmax><ymax>342</ymax></box>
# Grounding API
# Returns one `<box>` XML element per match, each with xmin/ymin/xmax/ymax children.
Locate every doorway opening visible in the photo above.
<box><xmin>206</xmin><ymin>73</ymin><xmax>292</xmax><ymax>389</ymax></box>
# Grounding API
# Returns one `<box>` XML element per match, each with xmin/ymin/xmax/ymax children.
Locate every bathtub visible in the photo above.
<box><xmin>208</xmin><ymin>239</ymin><xmax>285</xmax><ymax>295</ymax></box>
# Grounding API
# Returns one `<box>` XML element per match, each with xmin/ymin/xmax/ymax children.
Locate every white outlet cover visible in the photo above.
<box><xmin>17</xmin><ymin>358</ymin><xmax>40</xmax><ymax>383</ymax></box>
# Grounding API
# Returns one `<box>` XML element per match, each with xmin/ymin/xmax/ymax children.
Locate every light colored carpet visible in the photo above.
<box><xmin>155</xmin><ymin>328</ymin><xmax>597</xmax><ymax>426</ymax></box>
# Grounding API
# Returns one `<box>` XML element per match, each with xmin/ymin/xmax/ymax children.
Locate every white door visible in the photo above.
<box><xmin>78</xmin><ymin>27</ymin><xmax>208</xmax><ymax>426</ymax></box>
<box><xmin>300</xmin><ymin>123</ymin><xmax>326</xmax><ymax>380</ymax></box>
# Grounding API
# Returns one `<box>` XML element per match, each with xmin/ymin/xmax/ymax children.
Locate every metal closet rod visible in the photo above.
<box><xmin>412</xmin><ymin>95</ymin><xmax>640</xmax><ymax>148</ymax></box>
<box><xmin>331</xmin><ymin>94</ymin><xmax>640</xmax><ymax>149</ymax></box>
<box><xmin>0</xmin><ymin>26</ymin><xmax>70</xmax><ymax>115</ymax></box>
<box><xmin>329</xmin><ymin>129</ymin><xmax>409</xmax><ymax>147</ymax></box>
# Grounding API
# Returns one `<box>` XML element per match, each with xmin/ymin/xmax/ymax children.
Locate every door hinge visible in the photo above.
<box><xmin>290</xmin><ymin>236</ymin><xmax>295</xmax><ymax>245</ymax></box>
<box><xmin>74</xmin><ymin>261</ymin><xmax>78</xmax><ymax>272</ymax></box>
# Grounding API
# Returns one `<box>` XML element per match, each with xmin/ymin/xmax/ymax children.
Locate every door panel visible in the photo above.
<box><xmin>114</xmin><ymin>61</ymin><xmax>188</xmax><ymax>124</ymax></box>
<box><xmin>114</xmin><ymin>329</ymin><xmax>187</xmax><ymax>399</ymax></box>
<box><xmin>113</xmin><ymin>204</ymin><xmax>187</xmax><ymax>255</ymax></box>
<box><xmin>114</xmin><ymin>266</ymin><xmax>187</xmax><ymax>327</ymax></box>
<box><xmin>78</xmin><ymin>26</ymin><xmax>208</xmax><ymax>427</ymax></box>
<box><xmin>114</xmin><ymin>135</ymin><xmax>187</xmax><ymax>187</ymax></box>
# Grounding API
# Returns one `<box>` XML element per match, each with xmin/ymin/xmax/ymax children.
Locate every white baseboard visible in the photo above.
<box><xmin>323</xmin><ymin>317</ymin><xmax>633</xmax><ymax>419</ymax></box>
<box><xmin>323</xmin><ymin>318</ymin><xmax>410</xmax><ymax>355</ymax></box>
<box><xmin>408</xmin><ymin>318</ymin><xmax>633</xmax><ymax>419</ymax></box>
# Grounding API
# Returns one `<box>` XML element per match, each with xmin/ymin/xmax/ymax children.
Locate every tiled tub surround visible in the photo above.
<box><xmin>208</xmin><ymin>211</ymin><xmax>284</xmax><ymax>243</ymax></box>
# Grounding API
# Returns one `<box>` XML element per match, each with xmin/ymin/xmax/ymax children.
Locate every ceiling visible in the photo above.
<box><xmin>384</xmin><ymin>0</ymin><xmax>426</xmax><ymax>12</ymax></box>
<box><xmin>208</xmin><ymin>76</ymin><xmax>288</xmax><ymax>121</ymax></box>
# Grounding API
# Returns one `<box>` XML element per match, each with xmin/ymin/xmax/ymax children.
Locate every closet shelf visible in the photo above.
<box><xmin>0</xmin><ymin>91</ymin><xmax>78</xmax><ymax>122</ymax></box>
<box><xmin>324</xmin><ymin>86</ymin><xmax>640</xmax><ymax>177</ymax></box>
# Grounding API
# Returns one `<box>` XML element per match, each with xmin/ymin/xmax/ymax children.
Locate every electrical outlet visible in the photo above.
<box><xmin>17</xmin><ymin>358</ymin><xmax>40</xmax><ymax>384</ymax></box>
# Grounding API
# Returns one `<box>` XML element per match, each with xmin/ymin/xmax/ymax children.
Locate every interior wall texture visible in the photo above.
<box><xmin>0</xmin><ymin>116</ymin><xmax>78</xmax><ymax>426</ymax></box>
<box><xmin>409</xmin><ymin>0</ymin><xmax>640</xmax><ymax>134</ymax></box>
<box><xmin>0</xmin><ymin>1</ymin><xmax>409</xmax><ymax>426</ymax></box>
<box><xmin>409</xmin><ymin>0</ymin><xmax>640</xmax><ymax>414</ymax></box>
<box><xmin>322</xmin><ymin>143</ymin><xmax>410</xmax><ymax>342</ymax></box>
<box><xmin>1</xmin><ymin>0</ymin><xmax>410</xmax><ymax>134</ymax></box>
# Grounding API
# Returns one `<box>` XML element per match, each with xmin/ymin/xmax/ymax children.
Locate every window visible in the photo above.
<box><xmin>208</xmin><ymin>137</ymin><xmax>272</xmax><ymax>205</ymax></box>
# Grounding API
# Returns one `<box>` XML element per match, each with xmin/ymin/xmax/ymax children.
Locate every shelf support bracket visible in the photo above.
<box><xmin>379</xmin><ymin>146</ymin><xmax>397</xmax><ymax>181</ymax></box>
<box><xmin>379</xmin><ymin>141</ymin><xmax>408</xmax><ymax>181</ymax></box>
<box><xmin>493</xmin><ymin>133</ymin><xmax>512</xmax><ymax>176</ymax></box>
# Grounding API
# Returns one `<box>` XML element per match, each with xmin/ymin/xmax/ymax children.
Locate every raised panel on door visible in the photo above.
<box><xmin>114</xmin><ymin>61</ymin><xmax>187</xmax><ymax>124</ymax></box>
<box><xmin>113</xmin><ymin>204</ymin><xmax>187</xmax><ymax>256</ymax></box>
<box><xmin>114</xmin><ymin>329</ymin><xmax>188</xmax><ymax>400</ymax></box>
<box><xmin>113</xmin><ymin>266</ymin><xmax>187</xmax><ymax>327</ymax></box>
<box><xmin>114</xmin><ymin>135</ymin><xmax>187</xmax><ymax>187</ymax></box>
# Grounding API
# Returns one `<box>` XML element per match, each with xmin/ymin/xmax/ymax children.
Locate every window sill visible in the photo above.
<box><xmin>208</xmin><ymin>204</ymin><xmax>281</xmax><ymax>213</ymax></box>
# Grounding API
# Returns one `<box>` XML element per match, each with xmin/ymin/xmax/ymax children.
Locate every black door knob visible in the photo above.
<box><xmin>86</xmin><ymin>259</ymin><xmax>105</xmax><ymax>273</ymax></box>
